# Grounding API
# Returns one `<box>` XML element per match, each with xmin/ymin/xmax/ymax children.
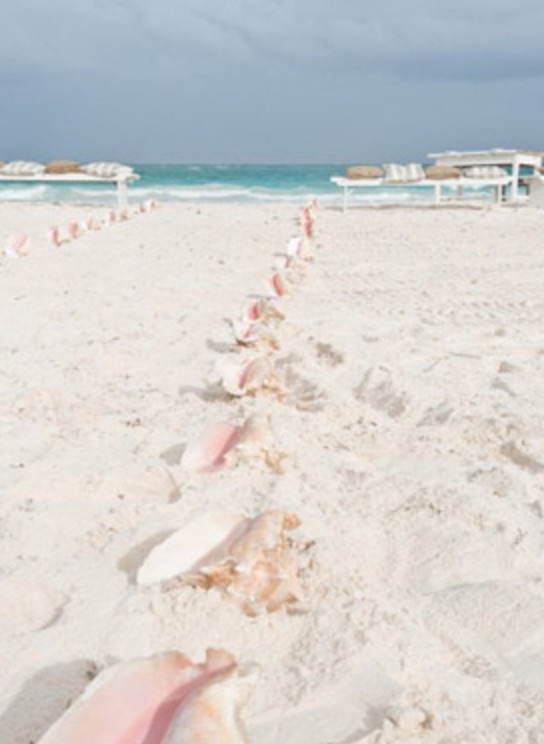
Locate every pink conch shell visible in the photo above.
<box><xmin>138</xmin><ymin>510</ymin><xmax>303</xmax><ymax>615</ymax></box>
<box><xmin>3</xmin><ymin>233</ymin><xmax>30</xmax><ymax>257</ymax></box>
<box><xmin>47</xmin><ymin>226</ymin><xmax>61</xmax><ymax>247</ymax></box>
<box><xmin>181</xmin><ymin>415</ymin><xmax>282</xmax><ymax>473</ymax></box>
<box><xmin>108</xmin><ymin>209</ymin><xmax>117</xmax><ymax>224</ymax></box>
<box><xmin>267</xmin><ymin>272</ymin><xmax>288</xmax><ymax>297</ymax></box>
<box><xmin>37</xmin><ymin>648</ymin><xmax>253</xmax><ymax>744</ymax></box>
<box><xmin>216</xmin><ymin>356</ymin><xmax>284</xmax><ymax>397</ymax></box>
<box><xmin>243</xmin><ymin>298</ymin><xmax>284</xmax><ymax>324</ymax></box>
<box><xmin>67</xmin><ymin>222</ymin><xmax>80</xmax><ymax>240</ymax></box>
<box><xmin>302</xmin><ymin>206</ymin><xmax>314</xmax><ymax>238</ymax></box>
<box><xmin>181</xmin><ymin>422</ymin><xmax>243</xmax><ymax>472</ymax></box>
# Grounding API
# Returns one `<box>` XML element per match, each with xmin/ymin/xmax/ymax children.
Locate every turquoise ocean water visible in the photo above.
<box><xmin>0</xmin><ymin>163</ymin><xmax>500</xmax><ymax>206</ymax></box>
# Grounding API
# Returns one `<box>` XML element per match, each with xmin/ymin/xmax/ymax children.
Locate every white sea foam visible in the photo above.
<box><xmin>0</xmin><ymin>163</ymin><xmax>502</xmax><ymax>206</ymax></box>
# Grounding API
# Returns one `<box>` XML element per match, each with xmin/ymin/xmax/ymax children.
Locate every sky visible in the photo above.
<box><xmin>1</xmin><ymin>0</ymin><xmax>544</xmax><ymax>163</ymax></box>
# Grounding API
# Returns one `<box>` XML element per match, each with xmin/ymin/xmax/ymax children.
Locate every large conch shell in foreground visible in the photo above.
<box><xmin>137</xmin><ymin>510</ymin><xmax>303</xmax><ymax>616</ymax></box>
<box><xmin>181</xmin><ymin>414</ymin><xmax>284</xmax><ymax>473</ymax></box>
<box><xmin>37</xmin><ymin>648</ymin><xmax>256</xmax><ymax>744</ymax></box>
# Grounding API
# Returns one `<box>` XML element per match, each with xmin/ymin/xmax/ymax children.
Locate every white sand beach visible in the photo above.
<box><xmin>2</xmin><ymin>200</ymin><xmax>544</xmax><ymax>742</ymax></box>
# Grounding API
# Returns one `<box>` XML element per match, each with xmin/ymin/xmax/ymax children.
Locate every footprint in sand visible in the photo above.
<box><xmin>0</xmin><ymin>573</ymin><xmax>67</xmax><ymax>638</ymax></box>
<box><xmin>352</xmin><ymin>366</ymin><xmax>408</xmax><ymax>419</ymax></box>
<box><xmin>276</xmin><ymin>358</ymin><xmax>326</xmax><ymax>412</ymax></box>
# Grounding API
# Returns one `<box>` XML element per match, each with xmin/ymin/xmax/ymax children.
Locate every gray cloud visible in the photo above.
<box><xmin>1</xmin><ymin>1</ymin><xmax>544</xmax><ymax>162</ymax></box>
<box><xmin>3</xmin><ymin>1</ymin><xmax>544</xmax><ymax>79</ymax></box>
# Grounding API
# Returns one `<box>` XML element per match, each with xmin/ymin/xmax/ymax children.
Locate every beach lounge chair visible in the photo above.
<box><xmin>331</xmin><ymin>163</ymin><xmax>512</xmax><ymax>210</ymax></box>
<box><xmin>0</xmin><ymin>160</ymin><xmax>138</xmax><ymax>207</ymax></box>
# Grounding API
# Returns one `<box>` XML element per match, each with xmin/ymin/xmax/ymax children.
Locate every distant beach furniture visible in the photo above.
<box><xmin>0</xmin><ymin>161</ymin><xmax>138</xmax><ymax>206</ymax></box>
<box><xmin>429</xmin><ymin>149</ymin><xmax>544</xmax><ymax>203</ymax></box>
<box><xmin>332</xmin><ymin>149</ymin><xmax>544</xmax><ymax>210</ymax></box>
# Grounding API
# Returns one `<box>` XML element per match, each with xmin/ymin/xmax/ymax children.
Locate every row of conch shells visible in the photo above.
<box><xmin>48</xmin><ymin>219</ymin><xmax>100</xmax><ymax>247</ymax></box>
<box><xmin>181</xmin><ymin>414</ymin><xmax>284</xmax><ymax>473</ymax></box>
<box><xmin>137</xmin><ymin>509</ymin><xmax>303</xmax><ymax>616</ymax></box>
<box><xmin>229</xmin><ymin>227</ymin><xmax>314</xmax><ymax>350</ymax></box>
<box><xmin>37</xmin><ymin>648</ymin><xmax>256</xmax><ymax>744</ymax></box>
<box><xmin>47</xmin><ymin>202</ymin><xmax>159</xmax><ymax>246</ymax></box>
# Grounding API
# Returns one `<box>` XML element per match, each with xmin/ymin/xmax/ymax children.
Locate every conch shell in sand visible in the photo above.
<box><xmin>137</xmin><ymin>510</ymin><xmax>303</xmax><ymax>616</ymax></box>
<box><xmin>3</xmin><ymin>233</ymin><xmax>30</xmax><ymax>257</ymax></box>
<box><xmin>232</xmin><ymin>318</ymin><xmax>279</xmax><ymax>352</ymax></box>
<box><xmin>242</xmin><ymin>298</ymin><xmax>284</xmax><ymax>324</ymax></box>
<box><xmin>266</xmin><ymin>272</ymin><xmax>288</xmax><ymax>298</ymax></box>
<box><xmin>215</xmin><ymin>356</ymin><xmax>286</xmax><ymax>398</ymax></box>
<box><xmin>287</xmin><ymin>234</ymin><xmax>313</xmax><ymax>262</ymax></box>
<box><xmin>181</xmin><ymin>414</ymin><xmax>284</xmax><ymax>473</ymax></box>
<box><xmin>37</xmin><ymin>648</ymin><xmax>256</xmax><ymax>744</ymax></box>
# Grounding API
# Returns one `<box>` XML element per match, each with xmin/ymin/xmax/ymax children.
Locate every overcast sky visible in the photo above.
<box><xmin>2</xmin><ymin>0</ymin><xmax>544</xmax><ymax>163</ymax></box>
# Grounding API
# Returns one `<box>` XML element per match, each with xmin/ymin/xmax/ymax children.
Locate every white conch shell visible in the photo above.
<box><xmin>286</xmin><ymin>236</ymin><xmax>302</xmax><ymax>258</ymax></box>
<box><xmin>287</xmin><ymin>234</ymin><xmax>313</xmax><ymax>262</ymax></box>
<box><xmin>137</xmin><ymin>512</ymin><xmax>249</xmax><ymax>586</ymax></box>
<box><xmin>138</xmin><ymin>510</ymin><xmax>303</xmax><ymax>615</ymax></box>
<box><xmin>215</xmin><ymin>356</ymin><xmax>284</xmax><ymax>397</ymax></box>
<box><xmin>37</xmin><ymin>648</ymin><xmax>249</xmax><ymax>744</ymax></box>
